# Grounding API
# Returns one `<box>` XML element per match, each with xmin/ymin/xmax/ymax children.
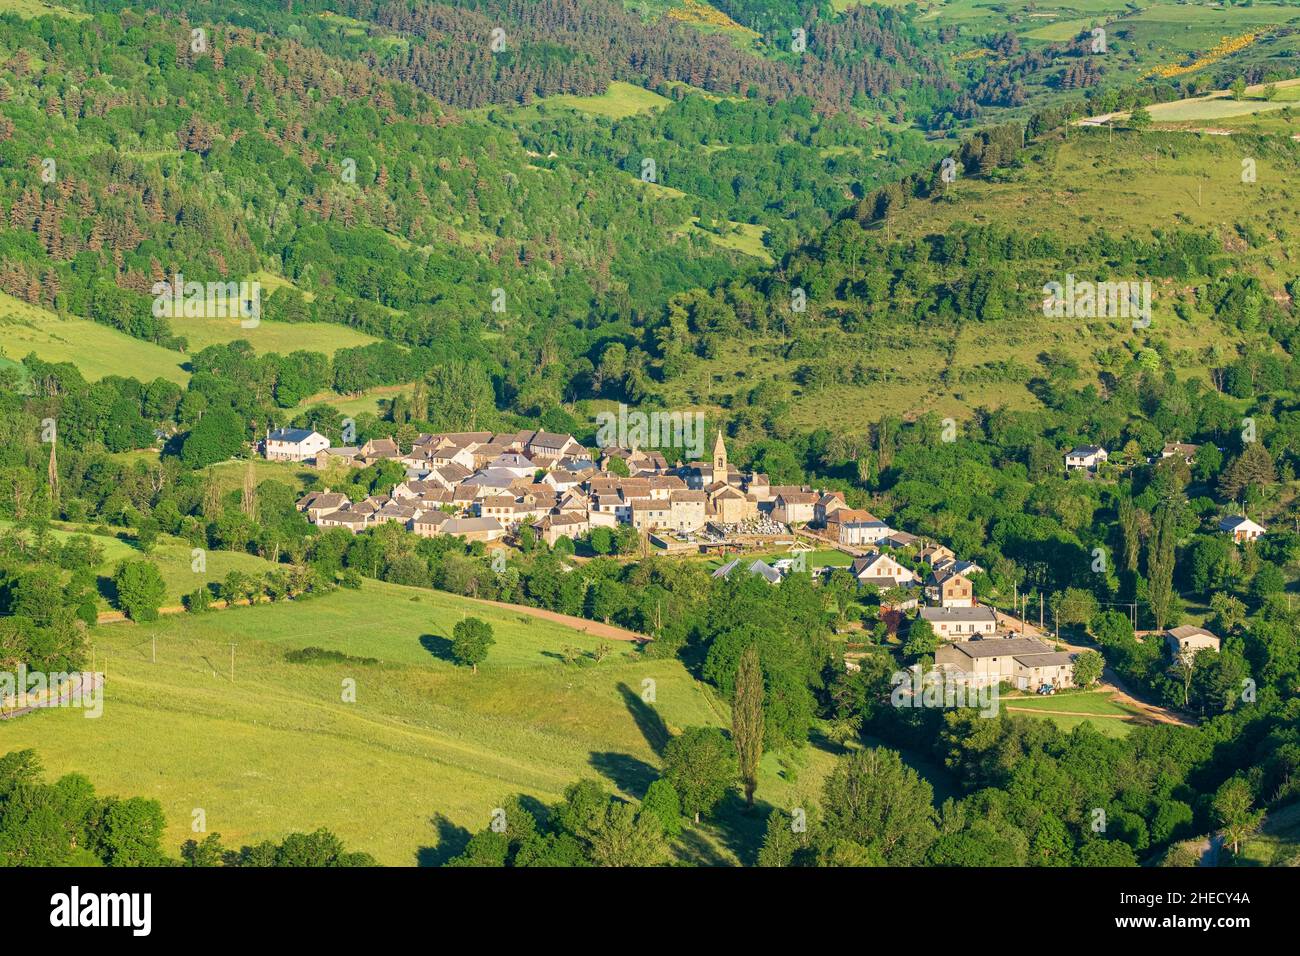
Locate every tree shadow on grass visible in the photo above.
<box><xmin>808</xmin><ymin>724</ymin><xmax>853</xmax><ymax>758</ymax></box>
<box><xmin>617</xmin><ymin>682</ymin><xmax>670</xmax><ymax>756</ymax></box>
<box><xmin>97</xmin><ymin>573</ymin><xmax>117</xmax><ymax>607</ymax></box>
<box><xmin>517</xmin><ymin>793</ymin><xmax>551</xmax><ymax>829</ymax></box>
<box><xmin>705</xmin><ymin>789</ymin><xmax>774</xmax><ymax>868</ymax></box>
<box><xmin>588</xmin><ymin>751</ymin><xmax>658</xmax><ymax>800</ymax></box>
<box><xmin>416</xmin><ymin>814</ymin><xmax>471</xmax><ymax>867</ymax></box>
<box><xmin>672</xmin><ymin>825</ymin><xmax>736</xmax><ymax>867</ymax></box>
<box><xmin>419</xmin><ymin>632</ymin><xmax>454</xmax><ymax>663</ymax></box>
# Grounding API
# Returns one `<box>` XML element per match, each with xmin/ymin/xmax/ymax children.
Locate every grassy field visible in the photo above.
<box><xmin>0</xmin><ymin>0</ymin><xmax>87</xmax><ymax>18</ymax></box>
<box><xmin>167</xmin><ymin>315</ymin><xmax>377</xmax><ymax>355</ymax></box>
<box><xmin>98</xmin><ymin>454</ymin><xmax>316</xmax><ymax>500</ymax></box>
<box><xmin>683</xmin><ymin>217</ymin><xmax>772</xmax><ymax>263</ymax></box>
<box><xmin>0</xmin><ymin>548</ymin><xmax>846</xmax><ymax>864</ymax></box>
<box><xmin>883</xmin><ymin>127</ymin><xmax>1300</xmax><ymax>247</ymax></box>
<box><xmin>202</xmin><ymin>458</ymin><xmax>319</xmax><ymax>497</ymax></box>
<box><xmin>477</xmin><ymin>81</ymin><xmax>671</xmax><ymax>122</ymax></box>
<box><xmin>1002</xmin><ymin>688</ymin><xmax>1146</xmax><ymax>737</ymax></box>
<box><xmin>1237</xmin><ymin>800</ymin><xmax>1300</xmax><ymax>866</ymax></box>
<box><xmin>1022</xmin><ymin>18</ymin><xmax>1095</xmax><ymax>42</ymax></box>
<box><xmin>158</xmin><ymin>270</ymin><xmax>374</xmax><ymax>355</ymax></box>
<box><xmin>1</xmin><ymin>519</ymin><xmax>283</xmax><ymax>611</ymax></box>
<box><xmin>1003</xmin><ymin>690</ymin><xmax>1141</xmax><ymax>717</ymax></box>
<box><xmin>0</xmin><ymin>292</ymin><xmax>190</xmax><ymax>385</ymax></box>
<box><xmin>1202</xmin><ymin>107</ymin><xmax>1300</xmax><ymax>135</ymax></box>
<box><xmin>540</xmin><ymin>81</ymin><xmax>671</xmax><ymax>119</ymax></box>
<box><xmin>295</xmin><ymin>383</ymin><xmax>411</xmax><ymax>420</ymax></box>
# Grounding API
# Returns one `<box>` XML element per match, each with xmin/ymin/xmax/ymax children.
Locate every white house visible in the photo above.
<box><xmin>919</xmin><ymin>605</ymin><xmax>998</xmax><ymax>641</ymax></box>
<box><xmin>828</xmin><ymin>509</ymin><xmax>894</xmax><ymax>547</ymax></box>
<box><xmin>1219</xmin><ymin>515</ymin><xmax>1266</xmax><ymax>543</ymax></box>
<box><xmin>1165</xmin><ymin>625</ymin><xmax>1221</xmax><ymax>662</ymax></box>
<box><xmin>265</xmin><ymin>428</ymin><xmax>330</xmax><ymax>462</ymax></box>
<box><xmin>1065</xmin><ymin>445</ymin><xmax>1108</xmax><ymax>472</ymax></box>
<box><xmin>851</xmin><ymin>552</ymin><xmax>917</xmax><ymax>588</ymax></box>
<box><xmin>936</xmin><ymin>636</ymin><xmax>1075</xmax><ymax>690</ymax></box>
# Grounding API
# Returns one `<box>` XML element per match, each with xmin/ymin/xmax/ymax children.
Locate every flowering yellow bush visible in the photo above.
<box><xmin>1146</xmin><ymin>29</ymin><xmax>1272</xmax><ymax>79</ymax></box>
<box><xmin>666</xmin><ymin>0</ymin><xmax>750</xmax><ymax>33</ymax></box>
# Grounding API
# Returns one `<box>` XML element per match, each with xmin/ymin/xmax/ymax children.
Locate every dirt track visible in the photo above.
<box><xmin>452</xmin><ymin>594</ymin><xmax>651</xmax><ymax>643</ymax></box>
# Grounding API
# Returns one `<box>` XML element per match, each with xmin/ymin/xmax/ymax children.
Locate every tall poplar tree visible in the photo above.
<box><xmin>733</xmin><ymin>644</ymin><xmax>764</xmax><ymax>807</ymax></box>
<box><xmin>1146</xmin><ymin>502</ymin><xmax>1178</xmax><ymax>631</ymax></box>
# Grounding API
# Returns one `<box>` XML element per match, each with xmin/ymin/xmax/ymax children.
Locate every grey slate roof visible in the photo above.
<box><xmin>269</xmin><ymin>427</ymin><xmax>318</xmax><ymax>443</ymax></box>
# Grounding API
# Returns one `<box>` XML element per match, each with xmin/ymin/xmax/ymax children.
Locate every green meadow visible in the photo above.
<box><xmin>473</xmin><ymin>81</ymin><xmax>671</xmax><ymax>123</ymax></box>
<box><xmin>0</xmin><ymin>280</ymin><xmax>376</xmax><ymax>390</ymax></box>
<box><xmin>683</xmin><ymin>217</ymin><xmax>773</xmax><ymax>263</ymax></box>
<box><xmin>538</xmin><ymin>81</ymin><xmax>671</xmax><ymax>119</ymax></box>
<box><xmin>0</xmin><ymin>293</ymin><xmax>190</xmax><ymax>385</ymax></box>
<box><xmin>165</xmin><ymin>314</ymin><xmax>378</xmax><ymax>356</ymax></box>
<box><xmin>294</xmin><ymin>384</ymin><xmax>412</xmax><ymax>421</ymax></box>
<box><xmin>1002</xmin><ymin>689</ymin><xmax>1148</xmax><ymax>737</ymax></box>
<box><xmin>0</xmin><ymin>520</ymin><xmax>281</xmax><ymax>611</ymax></box>
<box><xmin>0</xmin><ymin>0</ymin><xmax>87</xmax><ymax>18</ymax></box>
<box><xmin>1237</xmin><ymin>800</ymin><xmax>1300</xmax><ymax>866</ymax></box>
<box><xmin>0</xmin><ymin>570</ymin><xmax>848</xmax><ymax>864</ymax></box>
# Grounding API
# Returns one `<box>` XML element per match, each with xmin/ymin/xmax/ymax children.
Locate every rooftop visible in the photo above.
<box><xmin>919</xmin><ymin>606</ymin><xmax>996</xmax><ymax>622</ymax></box>
<box><xmin>947</xmin><ymin>636</ymin><xmax>1058</xmax><ymax>659</ymax></box>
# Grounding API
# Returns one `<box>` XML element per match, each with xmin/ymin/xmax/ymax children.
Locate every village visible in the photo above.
<box><xmin>266</xmin><ymin>427</ymin><xmax>1236</xmax><ymax>697</ymax></box>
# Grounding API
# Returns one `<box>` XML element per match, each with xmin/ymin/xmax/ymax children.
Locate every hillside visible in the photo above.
<box><xmin>0</xmin><ymin>291</ymin><xmax>190</xmax><ymax>385</ymax></box>
<box><xmin>0</xmin><ymin>575</ymin><xmax>841</xmax><ymax>864</ymax></box>
<box><xmin>639</xmin><ymin>122</ymin><xmax>1299</xmax><ymax>430</ymax></box>
<box><xmin>2</xmin><ymin>0</ymin><xmax>1300</xmax><ymax>881</ymax></box>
